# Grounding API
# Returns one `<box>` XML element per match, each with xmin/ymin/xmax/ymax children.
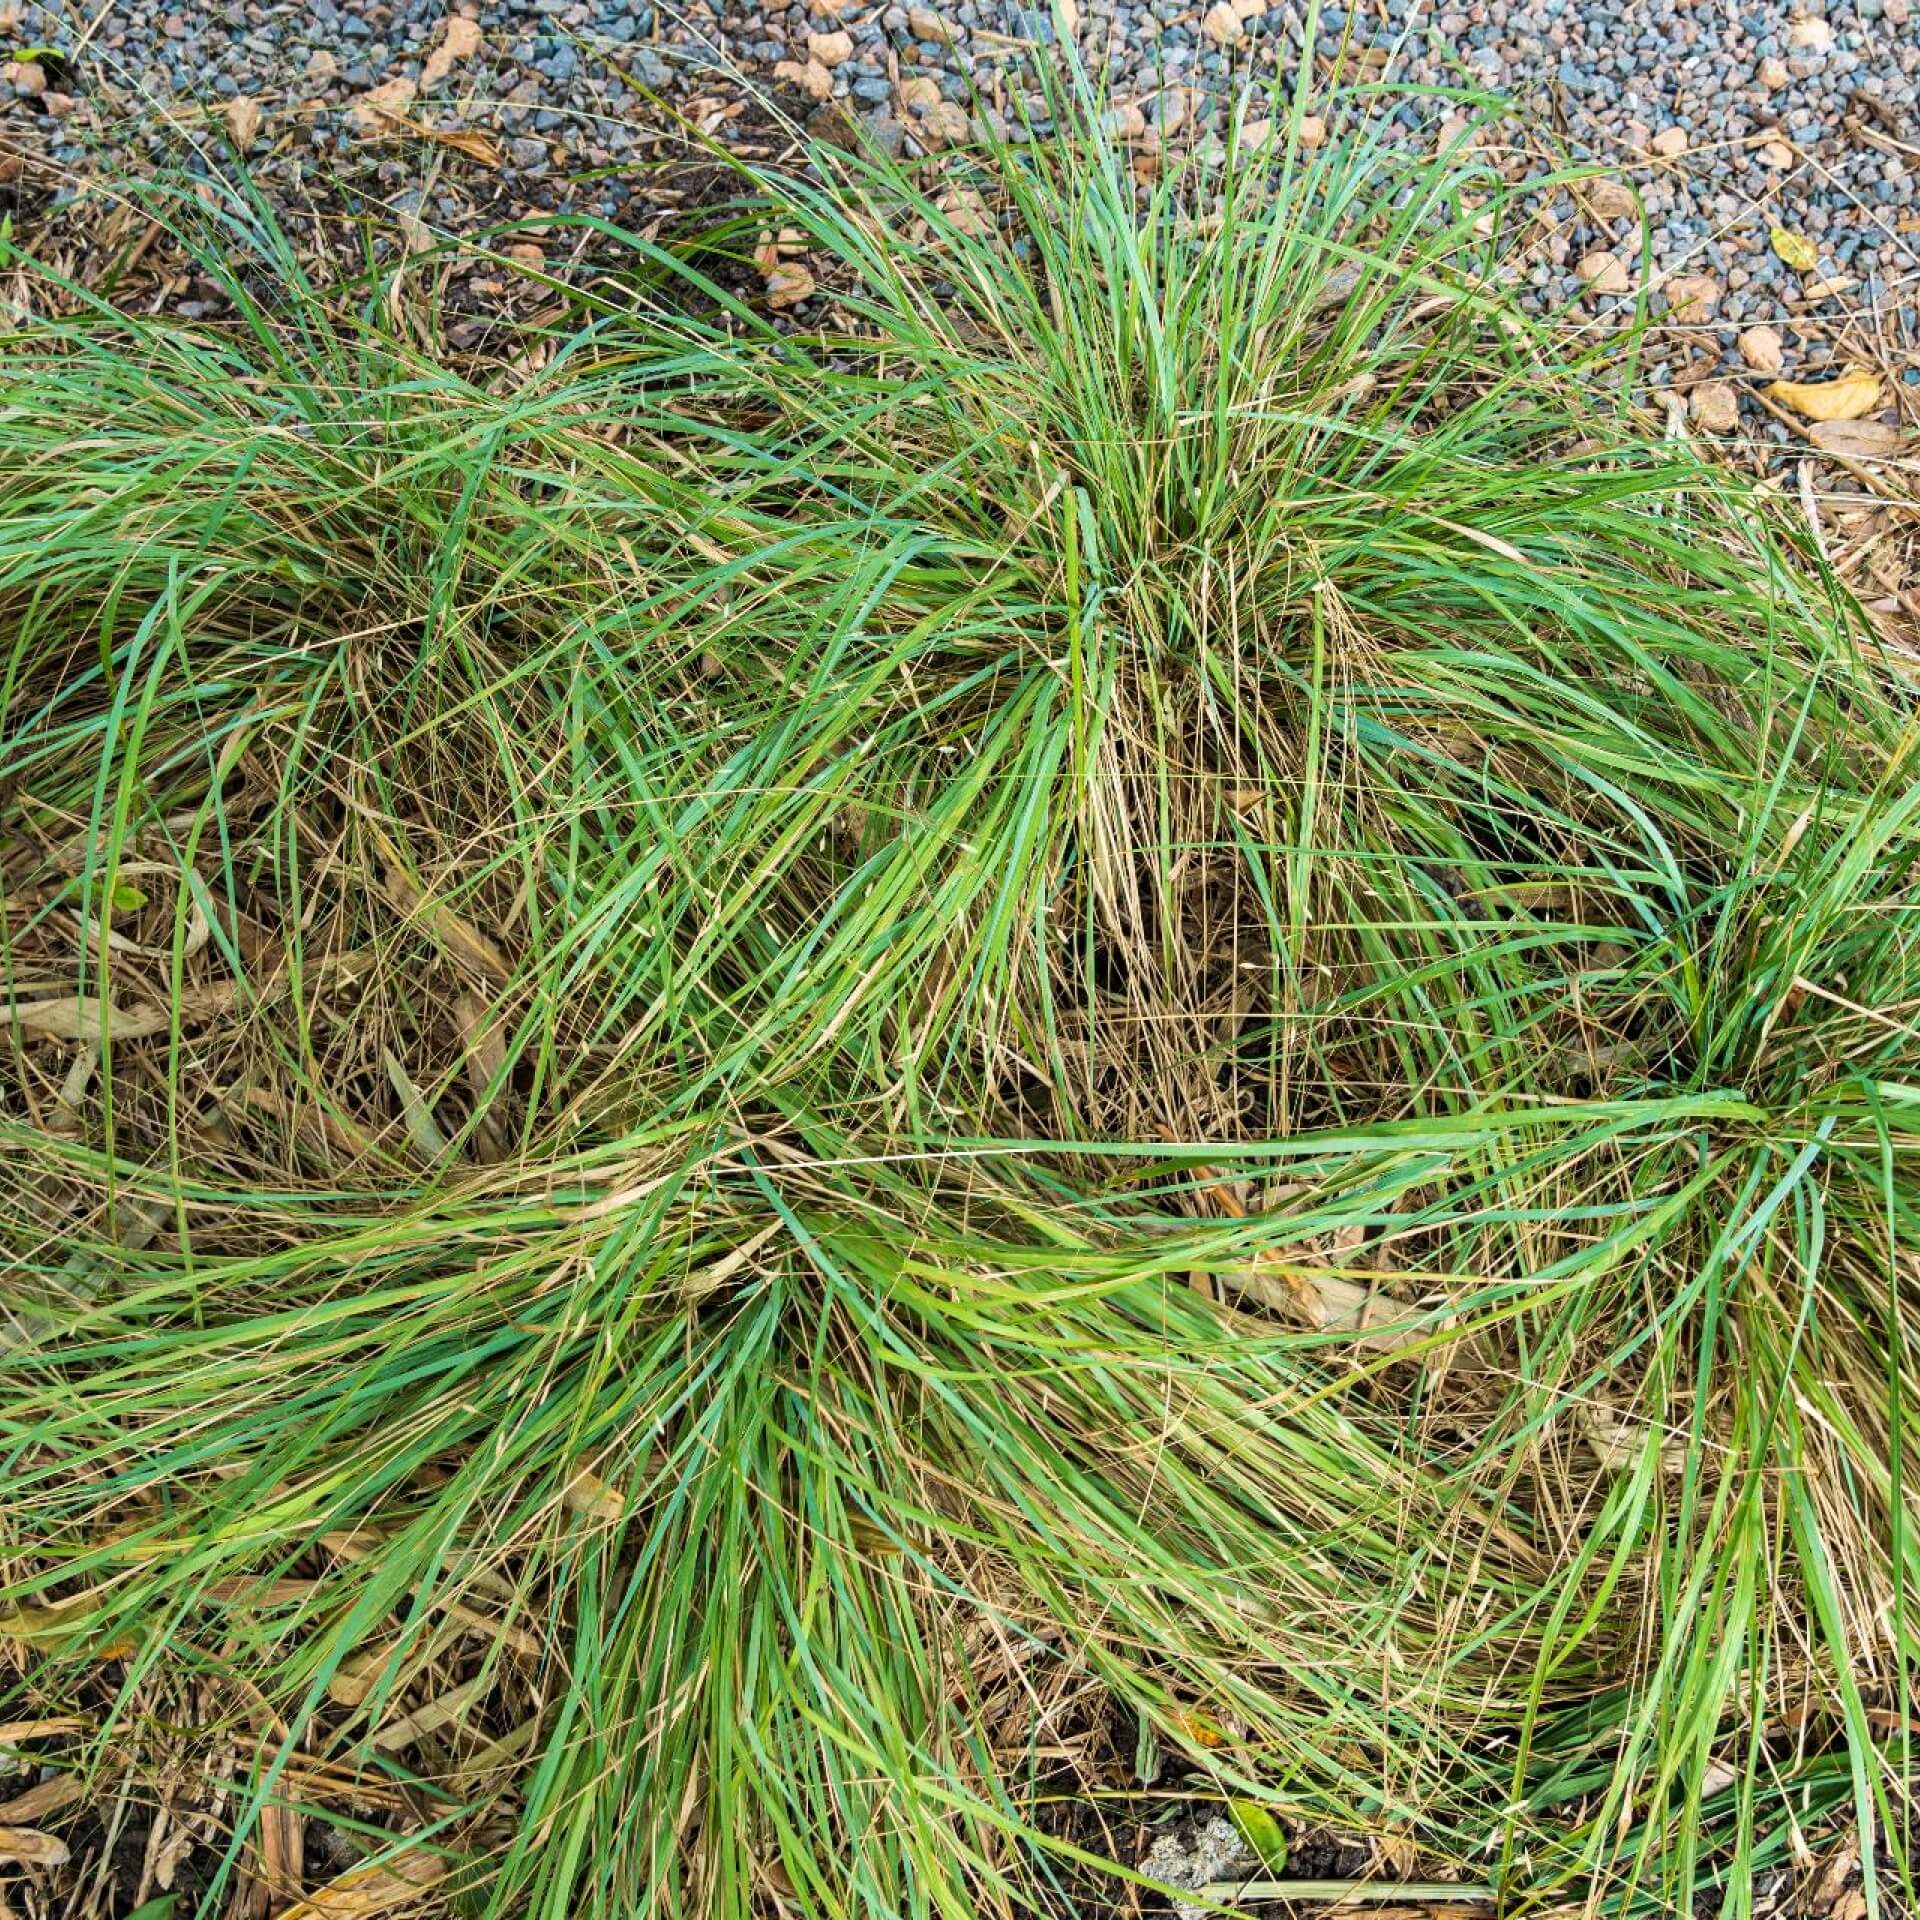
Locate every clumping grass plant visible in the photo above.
<box><xmin>4</xmin><ymin>77</ymin><xmax>1919</xmax><ymax>1920</ymax></box>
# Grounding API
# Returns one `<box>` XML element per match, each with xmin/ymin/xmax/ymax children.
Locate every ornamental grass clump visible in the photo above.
<box><xmin>3</xmin><ymin>87</ymin><xmax>1918</xmax><ymax>1920</ymax></box>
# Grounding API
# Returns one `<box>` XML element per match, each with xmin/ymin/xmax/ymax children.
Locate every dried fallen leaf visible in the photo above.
<box><xmin>238</xmin><ymin>1087</ymin><xmax>374</xmax><ymax>1164</ymax></box>
<box><xmin>1168</xmin><ymin>1706</ymin><xmax>1231</xmax><ymax>1749</ymax></box>
<box><xmin>1579</xmin><ymin>1400</ymin><xmax>1687</xmax><ymax>1474</ymax></box>
<box><xmin>1769</xmin><ymin>225</ymin><xmax>1820</xmax><ymax>272</ymax></box>
<box><xmin>561</xmin><ymin>1465</ymin><xmax>628</xmax><ymax>1521</ymax></box>
<box><xmin>0</xmin><ymin>1824</ymin><xmax>68</xmax><ymax>1868</ymax></box>
<box><xmin>1766</xmin><ymin>369</ymin><xmax>1883</xmax><ymax>422</ymax></box>
<box><xmin>5</xmin><ymin>988</ymin><xmax>234</xmax><ymax>1041</ymax></box>
<box><xmin>417</xmin><ymin>122</ymin><xmax>502</xmax><ymax>166</ymax></box>
<box><xmin>1807</xmin><ymin>418</ymin><xmax>1905</xmax><ymax>458</ymax></box>
<box><xmin>225</xmin><ymin>94</ymin><xmax>263</xmax><ymax>152</ymax></box>
<box><xmin>348</xmin><ymin>75</ymin><xmax>418</xmax><ymax>133</ymax></box>
<box><xmin>1223</xmin><ymin>1256</ymin><xmax>1440</xmax><ymax>1353</ymax></box>
<box><xmin>452</xmin><ymin>990</ymin><xmax>508</xmax><ymax>1159</ymax></box>
<box><xmin>382</xmin><ymin>1048</ymin><xmax>451</xmax><ymax>1162</ymax></box>
<box><xmin>276</xmin><ymin>1846</ymin><xmax>446</xmax><ymax>1920</ymax></box>
<box><xmin>369</xmin><ymin>1675</ymin><xmax>487</xmax><ymax>1756</ymax></box>
<box><xmin>420</xmin><ymin>14</ymin><xmax>482</xmax><ymax>86</ymax></box>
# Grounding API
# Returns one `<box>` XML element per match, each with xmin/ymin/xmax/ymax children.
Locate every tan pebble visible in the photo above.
<box><xmin>1690</xmin><ymin>381</ymin><xmax>1740</xmax><ymax>435</ymax></box>
<box><xmin>936</xmin><ymin>187</ymin><xmax>992</xmax><ymax>236</ymax></box>
<box><xmin>1297</xmin><ymin>112</ymin><xmax>1326</xmax><ymax>148</ymax></box>
<box><xmin>908</xmin><ymin>5</ymin><xmax>958</xmax><ymax>40</ymax></box>
<box><xmin>1649</xmin><ymin>126</ymin><xmax>1688</xmax><ymax>159</ymax></box>
<box><xmin>1758</xmin><ymin>55</ymin><xmax>1789</xmax><ymax>88</ymax></box>
<box><xmin>1435</xmin><ymin>112</ymin><xmax>1476</xmax><ymax>152</ymax></box>
<box><xmin>1586</xmin><ymin>177</ymin><xmax>1637</xmax><ymax>221</ymax></box>
<box><xmin>898</xmin><ymin>74</ymin><xmax>942</xmax><ymax>109</ymax></box>
<box><xmin>1886</xmin><ymin>0</ymin><xmax>1910</xmax><ymax>22</ymax></box>
<box><xmin>1787</xmin><ymin>15</ymin><xmax>1833</xmax><ymax>49</ymax></box>
<box><xmin>1231</xmin><ymin>0</ymin><xmax>1266</xmax><ymax>17</ymax></box>
<box><xmin>1664</xmin><ymin>273</ymin><xmax>1720</xmax><ymax>321</ymax></box>
<box><xmin>1237</xmin><ymin>116</ymin><xmax>1271</xmax><ymax>148</ymax></box>
<box><xmin>808</xmin><ymin>27</ymin><xmax>853</xmax><ymax>61</ymax></box>
<box><xmin>920</xmin><ymin>99</ymin><xmax>971</xmax><ymax>145</ymax></box>
<box><xmin>764</xmin><ymin>262</ymin><xmax>816</xmax><ymax>308</ymax></box>
<box><xmin>1737</xmin><ymin>324</ymin><xmax>1785</xmax><ymax>374</ymax></box>
<box><xmin>774</xmin><ymin>56</ymin><xmax>834</xmax><ymax>98</ymax></box>
<box><xmin>41</xmin><ymin>87</ymin><xmax>75</xmax><ymax>115</ymax></box>
<box><xmin>1576</xmin><ymin>249</ymin><xmax>1631</xmax><ymax>296</ymax></box>
<box><xmin>1202</xmin><ymin>1</ymin><xmax>1243</xmax><ymax>42</ymax></box>
<box><xmin>1759</xmin><ymin>137</ymin><xmax>1794</xmax><ymax>167</ymax></box>
<box><xmin>1103</xmin><ymin>100</ymin><xmax>1147</xmax><ymax>138</ymax></box>
<box><xmin>10</xmin><ymin>58</ymin><xmax>46</xmax><ymax>95</ymax></box>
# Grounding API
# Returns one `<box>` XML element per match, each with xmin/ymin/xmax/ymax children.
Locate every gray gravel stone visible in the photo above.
<box><xmin>2</xmin><ymin>0</ymin><xmax>1914</xmax><ymax>384</ymax></box>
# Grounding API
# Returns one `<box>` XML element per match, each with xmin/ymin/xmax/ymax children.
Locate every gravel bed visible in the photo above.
<box><xmin>2</xmin><ymin>0</ymin><xmax>1918</xmax><ymax>421</ymax></box>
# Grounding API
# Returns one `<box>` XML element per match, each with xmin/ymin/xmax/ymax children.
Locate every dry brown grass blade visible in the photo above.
<box><xmin>258</xmin><ymin>1790</ymin><xmax>306</xmax><ymax>1916</ymax></box>
<box><xmin>0</xmin><ymin>1718</ymin><xmax>88</xmax><ymax>1745</ymax></box>
<box><xmin>274</xmin><ymin>1844</ymin><xmax>446</xmax><ymax>1920</ymax></box>
<box><xmin>0</xmin><ymin>1772</ymin><xmax>85</xmax><ymax>1824</ymax></box>
<box><xmin>0</xmin><ymin>1823</ymin><xmax>69</xmax><ymax>1867</ymax></box>
<box><xmin>320</xmin><ymin>1530</ymin><xmax>542</xmax><ymax>1659</ymax></box>
<box><xmin>365</xmin><ymin>825</ymin><xmax>512</xmax><ymax>987</ymax></box>
<box><xmin>451</xmin><ymin>990</ymin><xmax>507</xmax><ymax>1161</ymax></box>
<box><xmin>368</xmin><ymin>1674</ymin><xmax>486</xmax><ymax>1756</ymax></box>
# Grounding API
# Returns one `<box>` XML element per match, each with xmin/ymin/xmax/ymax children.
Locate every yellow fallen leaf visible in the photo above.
<box><xmin>1168</xmin><ymin>1706</ymin><xmax>1230</xmax><ymax>1749</ymax></box>
<box><xmin>1765</xmin><ymin>369</ymin><xmax>1883</xmax><ymax>423</ymax></box>
<box><xmin>1770</xmin><ymin>226</ymin><xmax>1819</xmax><ymax>272</ymax></box>
<box><xmin>561</xmin><ymin>1465</ymin><xmax>627</xmax><ymax>1521</ymax></box>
